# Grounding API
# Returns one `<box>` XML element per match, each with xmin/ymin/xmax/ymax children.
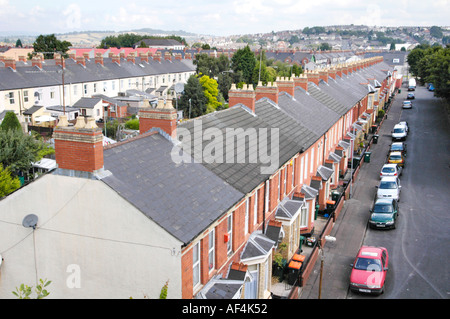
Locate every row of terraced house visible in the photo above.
<box><xmin>0</xmin><ymin>54</ymin><xmax>399</xmax><ymax>299</ymax></box>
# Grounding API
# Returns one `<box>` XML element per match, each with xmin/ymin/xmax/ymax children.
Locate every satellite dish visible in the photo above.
<box><xmin>22</xmin><ymin>214</ymin><xmax>38</xmax><ymax>229</ymax></box>
<box><xmin>174</xmin><ymin>83</ymin><xmax>184</xmax><ymax>93</ymax></box>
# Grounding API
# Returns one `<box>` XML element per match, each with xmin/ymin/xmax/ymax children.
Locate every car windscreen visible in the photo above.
<box><xmin>393</xmin><ymin>128</ymin><xmax>404</xmax><ymax>133</ymax></box>
<box><xmin>379</xmin><ymin>181</ymin><xmax>397</xmax><ymax>189</ymax></box>
<box><xmin>391</xmin><ymin>145</ymin><xmax>402</xmax><ymax>151</ymax></box>
<box><xmin>389</xmin><ymin>155</ymin><xmax>402</xmax><ymax>160</ymax></box>
<box><xmin>382</xmin><ymin>167</ymin><xmax>395</xmax><ymax>173</ymax></box>
<box><xmin>373</xmin><ymin>204</ymin><xmax>393</xmax><ymax>213</ymax></box>
<box><xmin>354</xmin><ymin>257</ymin><xmax>382</xmax><ymax>271</ymax></box>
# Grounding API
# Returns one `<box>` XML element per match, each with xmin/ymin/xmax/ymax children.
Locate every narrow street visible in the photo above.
<box><xmin>299</xmin><ymin>84</ymin><xmax>450</xmax><ymax>299</ymax></box>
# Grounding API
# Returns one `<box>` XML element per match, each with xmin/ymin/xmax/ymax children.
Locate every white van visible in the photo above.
<box><xmin>392</xmin><ymin>123</ymin><xmax>407</xmax><ymax>141</ymax></box>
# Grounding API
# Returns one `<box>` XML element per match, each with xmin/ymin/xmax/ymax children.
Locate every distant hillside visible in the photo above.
<box><xmin>55</xmin><ymin>28</ymin><xmax>200</xmax><ymax>47</ymax></box>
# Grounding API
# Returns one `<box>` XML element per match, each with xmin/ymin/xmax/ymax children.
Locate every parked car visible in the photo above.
<box><xmin>406</xmin><ymin>93</ymin><xmax>415</xmax><ymax>100</ymax></box>
<box><xmin>380</xmin><ymin>163</ymin><xmax>402</xmax><ymax>178</ymax></box>
<box><xmin>350</xmin><ymin>246</ymin><xmax>389</xmax><ymax>295</ymax></box>
<box><xmin>402</xmin><ymin>100</ymin><xmax>412</xmax><ymax>109</ymax></box>
<box><xmin>390</xmin><ymin>142</ymin><xmax>407</xmax><ymax>156</ymax></box>
<box><xmin>387</xmin><ymin>151</ymin><xmax>406</xmax><ymax>167</ymax></box>
<box><xmin>391</xmin><ymin>123</ymin><xmax>408</xmax><ymax>141</ymax></box>
<box><xmin>398</xmin><ymin>121</ymin><xmax>409</xmax><ymax>133</ymax></box>
<box><xmin>369</xmin><ymin>198</ymin><xmax>399</xmax><ymax>229</ymax></box>
<box><xmin>376</xmin><ymin>176</ymin><xmax>402</xmax><ymax>201</ymax></box>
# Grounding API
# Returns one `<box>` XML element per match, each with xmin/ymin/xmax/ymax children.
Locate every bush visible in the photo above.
<box><xmin>125</xmin><ymin>118</ymin><xmax>139</xmax><ymax>130</ymax></box>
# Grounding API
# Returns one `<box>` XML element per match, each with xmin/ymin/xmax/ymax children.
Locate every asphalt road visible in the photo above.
<box><xmin>300</xmin><ymin>84</ymin><xmax>450</xmax><ymax>299</ymax></box>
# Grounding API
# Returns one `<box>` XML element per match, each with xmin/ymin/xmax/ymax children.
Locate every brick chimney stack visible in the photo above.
<box><xmin>138</xmin><ymin>99</ymin><xmax>178</xmax><ymax>138</ymax></box>
<box><xmin>139</xmin><ymin>52</ymin><xmax>149</xmax><ymax>63</ymax></box>
<box><xmin>153</xmin><ymin>52</ymin><xmax>161</xmax><ymax>62</ymax></box>
<box><xmin>255</xmin><ymin>81</ymin><xmax>278</xmax><ymax>104</ymax></box>
<box><xmin>54</xmin><ymin>115</ymin><xmax>104</xmax><ymax>174</ymax></box>
<box><xmin>127</xmin><ymin>52</ymin><xmax>136</xmax><ymax>64</ymax></box>
<box><xmin>293</xmin><ymin>74</ymin><xmax>308</xmax><ymax>91</ymax></box>
<box><xmin>55</xmin><ymin>53</ymin><xmax>66</xmax><ymax>68</ymax></box>
<box><xmin>95</xmin><ymin>53</ymin><xmax>104</xmax><ymax>65</ymax></box>
<box><xmin>32</xmin><ymin>55</ymin><xmax>43</xmax><ymax>69</ymax></box>
<box><xmin>277</xmin><ymin>76</ymin><xmax>295</xmax><ymax>96</ymax></box>
<box><xmin>328</xmin><ymin>67</ymin><xmax>336</xmax><ymax>80</ymax></box>
<box><xmin>318</xmin><ymin>68</ymin><xmax>329</xmax><ymax>83</ymax></box>
<box><xmin>228</xmin><ymin>83</ymin><xmax>256</xmax><ymax>113</ymax></box>
<box><xmin>18</xmin><ymin>55</ymin><xmax>27</xmax><ymax>62</ymax></box>
<box><xmin>335</xmin><ymin>64</ymin><xmax>343</xmax><ymax>78</ymax></box>
<box><xmin>306</xmin><ymin>70</ymin><xmax>320</xmax><ymax>86</ymax></box>
<box><xmin>4</xmin><ymin>57</ymin><xmax>16</xmax><ymax>70</ymax></box>
<box><xmin>164</xmin><ymin>51</ymin><xmax>172</xmax><ymax>61</ymax></box>
<box><xmin>111</xmin><ymin>54</ymin><xmax>120</xmax><ymax>65</ymax></box>
<box><xmin>76</xmin><ymin>55</ymin><xmax>86</xmax><ymax>67</ymax></box>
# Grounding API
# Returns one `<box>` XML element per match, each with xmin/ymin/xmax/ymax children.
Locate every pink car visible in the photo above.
<box><xmin>349</xmin><ymin>246</ymin><xmax>389</xmax><ymax>295</ymax></box>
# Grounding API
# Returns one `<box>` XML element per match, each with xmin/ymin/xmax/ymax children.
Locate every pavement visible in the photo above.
<box><xmin>299</xmin><ymin>92</ymin><xmax>403</xmax><ymax>299</ymax></box>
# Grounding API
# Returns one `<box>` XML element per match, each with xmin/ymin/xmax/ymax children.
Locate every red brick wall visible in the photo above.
<box><xmin>54</xmin><ymin>135</ymin><xmax>103</xmax><ymax>172</ymax></box>
<box><xmin>139</xmin><ymin>116</ymin><xmax>177</xmax><ymax>138</ymax></box>
<box><xmin>181</xmin><ymin>247</ymin><xmax>193</xmax><ymax>299</ymax></box>
<box><xmin>255</xmin><ymin>86</ymin><xmax>278</xmax><ymax>104</ymax></box>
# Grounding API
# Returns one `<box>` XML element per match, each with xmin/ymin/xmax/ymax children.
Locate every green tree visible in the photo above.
<box><xmin>0</xmin><ymin>111</ymin><xmax>22</xmax><ymax>132</ymax></box>
<box><xmin>429</xmin><ymin>26</ymin><xmax>443</xmax><ymax>39</ymax></box>
<box><xmin>319</xmin><ymin>43</ymin><xmax>331</xmax><ymax>51</ymax></box>
<box><xmin>31</xmin><ymin>34</ymin><xmax>72</xmax><ymax>59</ymax></box>
<box><xmin>0</xmin><ymin>164</ymin><xmax>21</xmax><ymax>197</ymax></box>
<box><xmin>231</xmin><ymin>46</ymin><xmax>256</xmax><ymax>84</ymax></box>
<box><xmin>292</xmin><ymin>64</ymin><xmax>303</xmax><ymax>77</ymax></box>
<box><xmin>179</xmin><ymin>75</ymin><xmax>208</xmax><ymax>118</ymax></box>
<box><xmin>217</xmin><ymin>72</ymin><xmax>233</xmax><ymax>101</ymax></box>
<box><xmin>252</xmin><ymin>61</ymin><xmax>272</xmax><ymax>87</ymax></box>
<box><xmin>199</xmin><ymin>75</ymin><xmax>222</xmax><ymax>113</ymax></box>
<box><xmin>15</xmin><ymin>39</ymin><xmax>23</xmax><ymax>48</ymax></box>
<box><xmin>125</xmin><ymin>118</ymin><xmax>139</xmax><ymax>130</ymax></box>
<box><xmin>425</xmin><ymin>46</ymin><xmax>450</xmax><ymax>100</ymax></box>
<box><xmin>0</xmin><ymin>128</ymin><xmax>49</xmax><ymax>173</ymax></box>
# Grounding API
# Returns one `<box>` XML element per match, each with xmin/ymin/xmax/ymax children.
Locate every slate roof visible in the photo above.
<box><xmin>0</xmin><ymin>57</ymin><xmax>195</xmax><ymax>91</ymax></box>
<box><xmin>177</xmin><ymin>103</ymin><xmax>309</xmax><ymax>194</ymax></box>
<box><xmin>101</xmin><ymin>132</ymin><xmax>244</xmax><ymax>244</ymax></box>
<box><xmin>22</xmin><ymin>105</ymin><xmax>44</xmax><ymax>115</ymax></box>
<box><xmin>240</xmin><ymin>232</ymin><xmax>275</xmax><ymax>261</ymax></box>
<box><xmin>72</xmin><ymin>97</ymin><xmax>101</xmax><ymax>109</ymax></box>
<box><xmin>280</xmin><ymin>89</ymin><xmax>340</xmax><ymax>137</ymax></box>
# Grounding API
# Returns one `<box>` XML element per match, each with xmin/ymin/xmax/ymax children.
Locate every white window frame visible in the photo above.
<box><xmin>193</xmin><ymin>241</ymin><xmax>201</xmax><ymax>288</ymax></box>
<box><xmin>208</xmin><ymin>230</ymin><xmax>215</xmax><ymax>272</ymax></box>
<box><xmin>227</xmin><ymin>214</ymin><xmax>233</xmax><ymax>254</ymax></box>
<box><xmin>253</xmin><ymin>190</ymin><xmax>258</xmax><ymax>225</ymax></box>
<box><xmin>300</xmin><ymin>205</ymin><xmax>308</xmax><ymax>227</ymax></box>
<box><xmin>245</xmin><ymin>199</ymin><xmax>249</xmax><ymax>235</ymax></box>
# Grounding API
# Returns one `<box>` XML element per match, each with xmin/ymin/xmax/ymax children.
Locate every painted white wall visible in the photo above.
<box><xmin>0</xmin><ymin>174</ymin><xmax>183</xmax><ymax>299</ymax></box>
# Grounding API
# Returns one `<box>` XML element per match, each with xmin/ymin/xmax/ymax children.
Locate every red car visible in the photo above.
<box><xmin>349</xmin><ymin>246</ymin><xmax>389</xmax><ymax>295</ymax></box>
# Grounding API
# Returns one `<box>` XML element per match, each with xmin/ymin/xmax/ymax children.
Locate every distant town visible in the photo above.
<box><xmin>1</xmin><ymin>24</ymin><xmax>449</xmax><ymax>51</ymax></box>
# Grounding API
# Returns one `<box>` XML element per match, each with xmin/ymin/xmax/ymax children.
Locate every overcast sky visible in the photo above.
<box><xmin>0</xmin><ymin>0</ymin><xmax>447</xmax><ymax>36</ymax></box>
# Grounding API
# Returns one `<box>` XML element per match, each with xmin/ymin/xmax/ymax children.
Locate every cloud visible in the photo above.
<box><xmin>62</xmin><ymin>3</ymin><xmax>82</xmax><ymax>29</ymax></box>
